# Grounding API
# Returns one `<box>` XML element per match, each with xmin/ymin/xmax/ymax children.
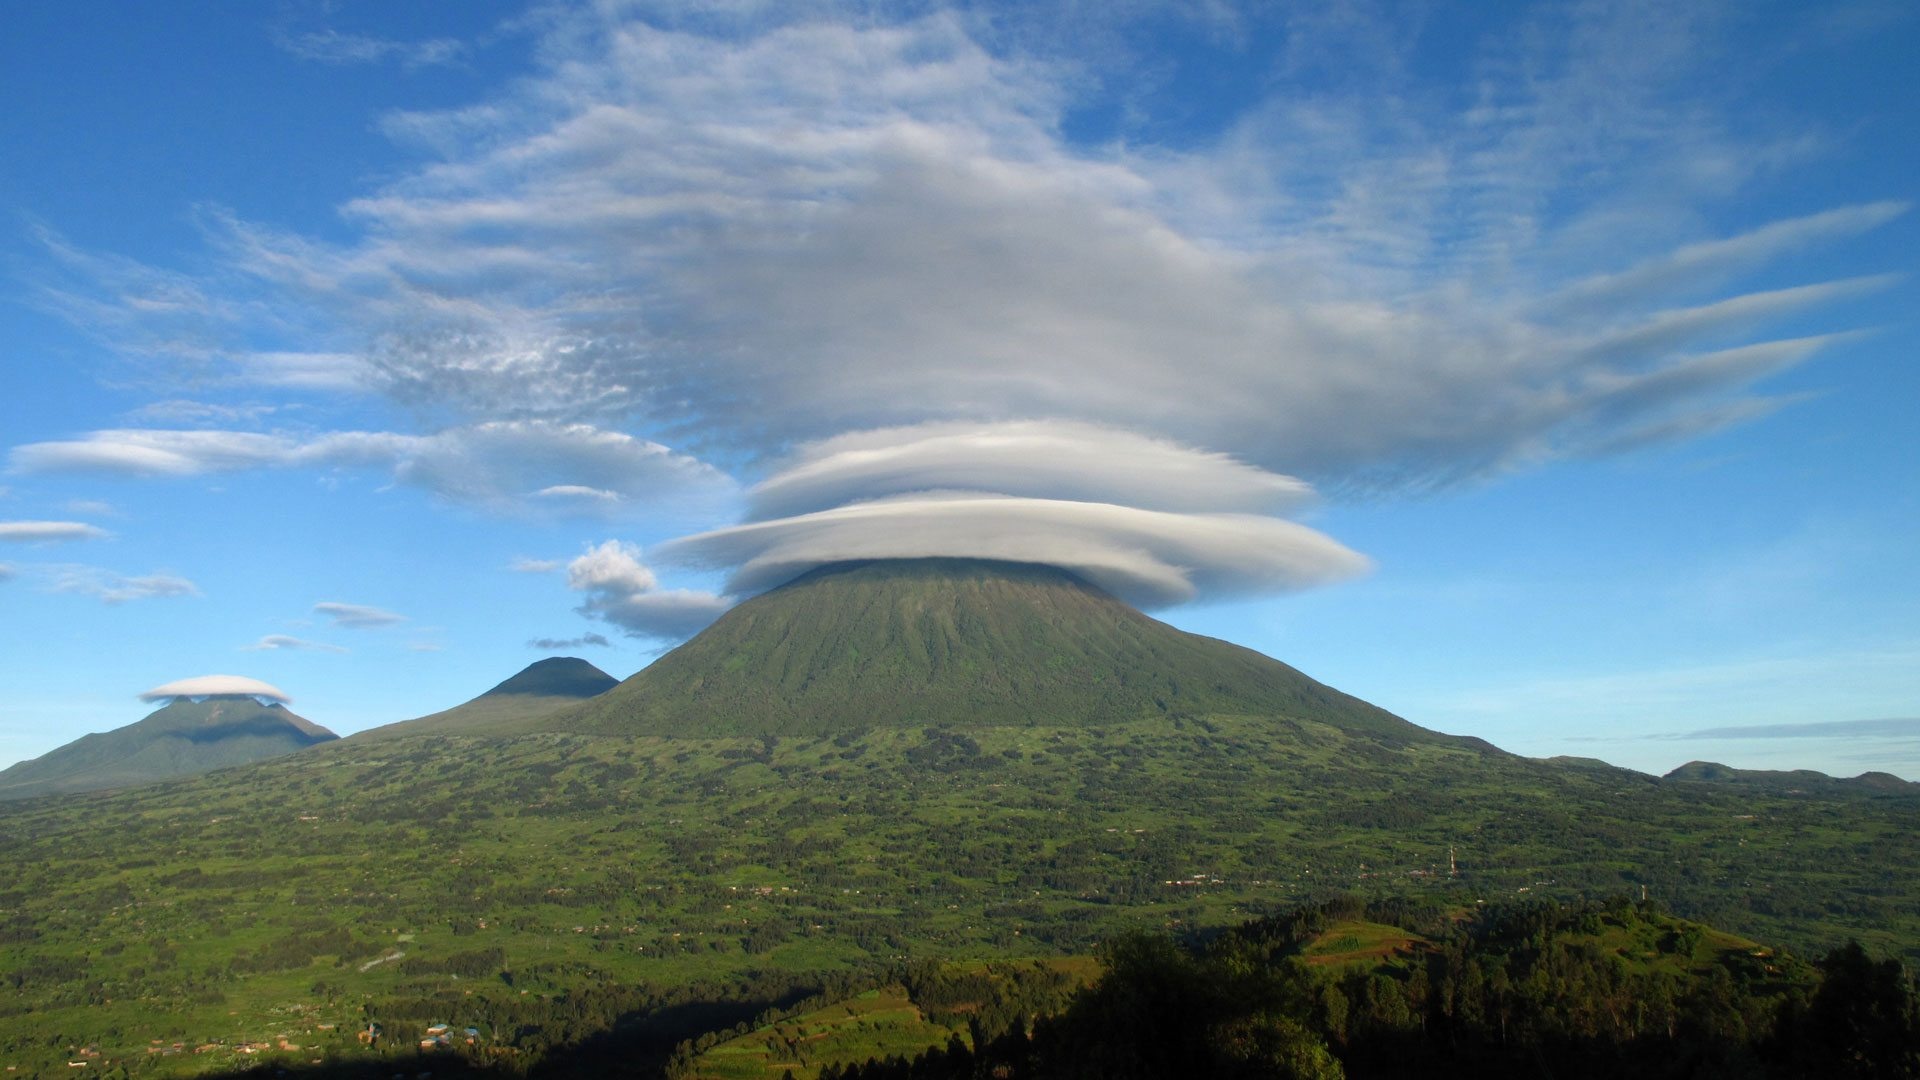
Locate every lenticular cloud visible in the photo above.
<box><xmin>140</xmin><ymin>675</ymin><xmax>291</xmax><ymax>704</ymax></box>
<box><xmin>659</xmin><ymin>421</ymin><xmax>1367</xmax><ymax>609</ymax></box>
<box><xmin>746</xmin><ymin>421</ymin><xmax>1314</xmax><ymax>521</ymax></box>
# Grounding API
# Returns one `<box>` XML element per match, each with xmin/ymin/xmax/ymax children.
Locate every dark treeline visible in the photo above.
<box><xmin>816</xmin><ymin>896</ymin><xmax>1920</xmax><ymax>1080</ymax></box>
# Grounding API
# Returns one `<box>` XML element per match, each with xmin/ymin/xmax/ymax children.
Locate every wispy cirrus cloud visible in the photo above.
<box><xmin>272</xmin><ymin>28</ymin><xmax>467</xmax><ymax>69</ymax></box>
<box><xmin>32</xmin><ymin>4</ymin><xmax>1901</xmax><ymax>492</ymax></box>
<box><xmin>126</xmin><ymin>399</ymin><xmax>282</xmax><ymax>426</ymax></box>
<box><xmin>50</xmin><ymin>566</ymin><xmax>199</xmax><ymax>604</ymax></box>
<box><xmin>243</xmin><ymin>634</ymin><xmax>347</xmax><ymax>654</ymax></box>
<box><xmin>1677</xmin><ymin>717</ymin><xmax>1920</xmax><ymax>741</ymax></box>
<box><xmin>8</xmin><ymin>421</ymin><xmax>730</xmax><ymax>517</ymax></box>
<box><xmin>529</xmin><ymin>632</ymin><xmax>610</xmax><ymax>650</ymax></box>
<box><xmin>0</xmin><ymin>520</ymin><xmax>108</xmax><ymax>543</ymax></box>
<box><xmin>313</xmin><ymin>601</ymin><xmax>407</xmax><ymax>629</ymax></box>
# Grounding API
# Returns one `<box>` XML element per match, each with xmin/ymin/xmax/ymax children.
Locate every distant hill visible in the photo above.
<box><xmin>0</xmin><ymin>696</ymin><xmax>336</xmax><ymax>800</ymax></box>
<box><xmin>1664</xmin><ymin>759</ymin><xmax>1918</xmax><ymax>794</ymax></box>
<box><xmin>541</xmin><ymin>558</ymin><xmax>1486</xmax><ymax>748</ymax></box>
<box><xmin>350</xmin><ymin>656</ymin><xmax>617</xmax><ymax>741</ymax></box>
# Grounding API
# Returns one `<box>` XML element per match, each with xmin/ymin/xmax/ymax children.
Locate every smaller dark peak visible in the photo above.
<box><xmin>1665</xmin><ymin>761</ymin><xmax>1738</xmax><ymax>781</ymax></box>
<box><xmin>484</xmin><ymin>657</ymin><xmax>618</xmax><ymax>699</ymax></box>
<box><xmin>1851</xmin><ymin>771</ymin><xmax>1918</xmax><ymax>792</ymax></box>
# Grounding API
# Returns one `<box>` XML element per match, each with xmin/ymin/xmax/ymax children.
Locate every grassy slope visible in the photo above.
<box><xmin>546</xmin><ymin>559</ymin><xmax>1468</xmax><ymax>746</ymax></box>
<box><xmin>1</xmin><ymin>716</ymin><xmax>1915</xmax><ymax>1075</ymax></box>
<box><xmin>351</xmin><ymin>658</ymin><xmax>617</xmax><ymax>741</ymax></box>
<box><xmin>0</xmin><ymin>698</ymin><xmax>336</xmax><ymax>800</ymax></box>
<box><xmin>688</xmin><ymin>958</ymin><xmax>1099</xmax><ymax>1080</ymax></box>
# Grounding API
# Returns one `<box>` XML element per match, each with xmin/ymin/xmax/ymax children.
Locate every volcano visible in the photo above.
<box><xmin>539</xmin><ymin>558</ymin><xmax>1485</xmax><ymax>749</ymax></box>
<box><xmin>352</xmin><ymin>656</ymin><xmax>618</xmax><ymax>741</ymax></box>
<box><xmin>0</xmin><ymin>695</ymin><xmax>337</xmax><ymax>800</ymax></box>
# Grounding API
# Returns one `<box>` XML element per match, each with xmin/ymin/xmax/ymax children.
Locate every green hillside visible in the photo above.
<box><xmin>0</xmin><ymin>561</ymin><xmax>1915</xmax><ymax>1076</ymax></box>
<box><xmin>1665</xmin><ymin>759</ymin><xmax>1918</xmax><ymax>794</ymax></box>
<box><xmin>1</xmin><ymin>712</ymin><xmax>1916</xmax><ymax>1076</ymax></box>
<box><xmin>350</xmin><ymin>657</ymin><xmax>617</xmax><ymax>741</ymax></box>
<box><xmin>546</xmin><ymin>558</ymin><xmax>1473</xmax><ymax>747</ymax></box>
<box><xmin>0</xmin><ymin>696</ymin><xmax>336</xmax><ymax>801</ymax></box>
<box><xmin>680</xmin><ymin>897</ymin><xmax>1834</xmax><ymax>1080</ymax></box>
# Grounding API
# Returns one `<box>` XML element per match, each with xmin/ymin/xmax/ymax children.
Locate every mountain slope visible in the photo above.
<box><xmin>541</xmin><ymin>558</ymin><xmax>1480</xmax><ymax>747</ymax></box>
<box><xmin>352</xmin><ymin>656</ymin><xmax>618</xmax><ymax>741</ymax></box>
<box><xmin>1665</xmin><ymin>759</ymin><xmax>1918</xmax><ymax>794</ymax></box>
<box><xmin>0</xmin><ymin>696</ymin><xmax>336</xmax><ymax>800</ymax></box>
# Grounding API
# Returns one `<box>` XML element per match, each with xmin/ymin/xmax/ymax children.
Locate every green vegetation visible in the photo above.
<box><xmin>793</xmin><ymin>896</ymin><xmax>1920</xmax><ymax>1079</ymax></box>
<box><xmin>0</xmin><ymin>561</ymin><xmax>1915</xmax><ymax>1076</ymax></box>
<box><xmin>0</xmin><ymin>697</ymin><xmax>337</xmax><ymax>801</ymax></box>
<box><xmin>543</xmin><ymin>559</ymin><xmax>1465</xmax><ymax>745</ymax></box>
<box><xmin>682</xmin><ymin>959</ymin><xmax>1094</xmax><ymax>1080</ymax></box>
<box><xmin>2</xmin><ymin>714</ymin><xmax>1916</xmax><ymax>1076</ymax></box>
<box><xmin>349</xmin><ymin>657</ymin><xmax>617</xmax><ymax>741</ymax></box>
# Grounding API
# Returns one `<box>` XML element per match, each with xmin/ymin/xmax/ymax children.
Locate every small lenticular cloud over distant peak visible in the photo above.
<box><xmin>140</xmin><ymin>675</ymin><xmax>291</xmax><ymax>704</ymax></box>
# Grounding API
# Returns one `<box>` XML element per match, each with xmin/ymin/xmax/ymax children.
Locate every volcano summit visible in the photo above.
<box><xmin>540</xmin><ymin>558</ymin><xmax>1484</xmax><ymax>750</ymax></box>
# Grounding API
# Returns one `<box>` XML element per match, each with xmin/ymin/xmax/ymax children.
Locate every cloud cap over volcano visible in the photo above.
<box><xmin>139</xmin><ymin>675</ymin><xmax>292</xmax><ymax>704</ymax></box>
<box><xmin>663</xmin><ymin>493</ymin><xmax>1368</xmax><ymax>610</ymax></box>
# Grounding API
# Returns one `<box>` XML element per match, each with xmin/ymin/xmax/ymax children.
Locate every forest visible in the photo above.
<box><xmin>790</xmin><ymin>896</ymin><xmax>1920</xmax><ymax>1080</ymax></box>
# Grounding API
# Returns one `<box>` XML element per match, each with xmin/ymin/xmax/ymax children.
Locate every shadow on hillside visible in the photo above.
<box><xmin>198</xmin><ymin>993</ymin><xmax>790</xmax><ymax>1080</ymax></box>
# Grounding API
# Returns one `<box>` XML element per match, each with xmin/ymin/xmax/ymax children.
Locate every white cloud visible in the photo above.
<box><xmin>567</xmin><ymin>540</ymin><xmax>730</xmax><ymax>641</ymax></box>
<box><xmin>15</xmin><ymin>4</ymin><xmax>1905</xmax><ymax>617</ymax></box>
<box><xmin>9</xmin><ymin>420</ymin><xmax>730</xmax><ymax>516</ymax></box>
<box><xmin>662</xmin><ymin>493</ymin><xmax>1369</xmax><ymax>609</ymax></box>
<box><xmin>532</xmin><ymin>484</ymin><xmax>621</xmax><ymax>503</ymax></box>
<box><xmin>233</xmin><ymin>352</ymin><xmax>372</xmax><ymax>392</ymax></box>
<box><xmin>747</xmin><ymin>421</ymin><xmax>1311</xmax><ymax>521</ymax></box>
<box><xmin>314</xmin><ymin>601</ymin><xmax>407</xmax><ymax>629</ymax></box>
<box><xmin>567</xmin><ymin>540</ymin><xmax>657</xmax><ymax>595</ymax></box>
<box><xmin>0</xmin><ymin>520</ymin><xmax>108</xmax><ymax>543</ymax></box>
<box><xmin>140</xmin><ymin>674</ymin><xmax>290</xmax><ymax>703</ymax></box>
<box><xmin>62</xmin><ymin>500</ymin><xmax>117</xmax><ymax>517</ymax></box>
<box><xmin>1542</xmin><ymin>201</ymin><xmax>1910</xmax><ymax>313</ymax></box>
<box><xmin>273</xmin><ymin>28</ymin><xmax>468</xmax><ymax>69</ymax></box>
<box><xmin>509</xmin><ymin>556</ymin><xmax>561</xmax><ymax>573</ymax></box>
<box><xmin>126</xmin><ymin>399</ymin><xmax>281</xmax><ymax>426</ymax></box>
<box><xmin>52</xmin><ymin>567</ymin><xmax>200</xmax><ymax>604</ymax></box>
<box><xmin>0</xmin><ymin>564</ymin><xmax>13</xmax><ymax>583</ymax></box>
<box><xmin>243</xmin><ymin>634</ymin><xmax>347</xmax><ymax>653</ymax></box>
<box><xmin>28</xmin><ymin>7</ymin><xmax>1896</xmax><ymax>498</ymax></box>
<box><xmin>1676</xmin><ymin>717</ymin><xmax>1920</xmax><ymax>741</ymax></box>
<box><xmin>529</xmin><ymin>632</ymin><xmax>611</xmax><ymax>649</ymax></box>
<box><xmin>675</xmin><ymin>421</ymin><xmax>1356</xmax><ymax>605</ymax></box>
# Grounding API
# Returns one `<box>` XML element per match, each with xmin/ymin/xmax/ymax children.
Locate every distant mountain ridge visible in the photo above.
<box><xmin>0</xmin><ymin>695</ymin><xmax>336</xmax><ymax>800</ymax></box>
<box><xmin>350</xmin><ymin>656</ymin><xmax>618</xmax><ymax>741</ymax></box>
<box><xmin>538</xmin><ymin>558</ymin><xmax>1490</xmax><ymax>748</ymax></box>
<box><xmin>1664</xmin><ymin>759</ymin><xmax>1918</xmax><ymax>794</ymax></box>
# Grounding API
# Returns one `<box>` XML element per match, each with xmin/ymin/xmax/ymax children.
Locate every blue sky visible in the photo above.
<box><xmin>1</xmin><ymin>0</ymin><xmax>1915</xmax><ymax>777</ymax></box>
